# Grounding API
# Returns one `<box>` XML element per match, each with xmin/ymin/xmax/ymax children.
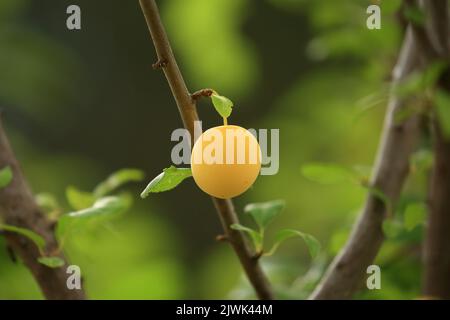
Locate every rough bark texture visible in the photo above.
<box><xmin>423</xmin><ymin>0</ymin><xmax>450</xmax><ymax>295</ymax></box>
<box><xmin>310</xmin><ymin>27</ymin><xmax>423</xmax><ymax>300</ymax></box>
<box><xmin>425</xmin><ymin>120</ymin><xmax>450</xmax><ymax>298</ymax></box>
<box><xmin>0</xmin><ymin>118</ymin><xmax>86</xmax><ymax>300</ymax></box>
<box><xmin>311</xmin><ymin>0</ymin><xmax>449</xmax><ymax>300</ymax></box>
<box><xmin>138</xmin><ymin>0</ymin><xmax>274</xmax><ymax>299</ymax></box>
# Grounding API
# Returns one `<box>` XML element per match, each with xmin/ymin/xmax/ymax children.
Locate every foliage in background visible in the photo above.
<box><xmin>0</xmin><ymin>169</ymin><xmax>143</xmax><ymax>268</ymax></box>
<box><xmin>0</xmin><ymin>0</ymin><xmax>429</xmax><ymax>299</ymax></box>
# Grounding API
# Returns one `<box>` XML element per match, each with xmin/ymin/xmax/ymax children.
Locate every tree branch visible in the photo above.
<box><xmin>422</xmin><ymin>0</ymin><xmax>450</xmax><ymax>299</ymax></box>
<box><xmin>406</xmin><ymin>0</ymin><xmax>441</xmax><ymax>60</ymax></box>
<box><xmin>420</xmin><ymin>0</ymin><xmax>449</xmax><ymax>57</ymax></box>
<box><xmin>0</xmin><ymin>117</ymin><xmax>85</xmax><ymax>300</ymax></box>
<box><xmin>310</xmin><ymin>26</ymin><xmax>423</xmax><ymax>300</ymax></box>
<box><xmin>191</xmin><ymin>88</ymin><xmax>214</xmax><ymax>101</ymax></box>
<box><xmin>138</xmin><ymin>0</ymin><xmax>274</xmax><ymax>299</ymax></box>
<box><xmin>425</xmin><ymin>114</ymin><xmax>450</xmax><ymax>299</ymax></box>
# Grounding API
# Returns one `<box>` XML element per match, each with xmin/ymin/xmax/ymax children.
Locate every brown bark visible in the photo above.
<box><xmin>138</xmin><ymin>0</ymin><xmax>274</xmax><ymax>299</ymax></box>
<box><xmin>310</xmin><ymin>27</ymin><xmax>423</xmax><ymax>299</ymax></box>
<box><xmin>0</xmin><ymin>118</ymin><xmax>85</xmax><ymax>300</ymax></box>
<box><xmin>424</xmin><ymin>120</ymin><xmax>450</xmax><ymax>298</ymax></box>
<box><xmin>421</xmin><ymin>0</ymin><xmax>450</xmax><ymax>300</ymax></box>
<box><xmin>312</xmin><ymin>0</ymin><xmax>449</xmax><ymax>300</ymax></box>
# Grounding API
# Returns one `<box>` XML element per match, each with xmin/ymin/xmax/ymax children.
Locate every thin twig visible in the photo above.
<box><xmin>215</xmin><ymin>234</ymin><xmax>228</xmax><ymax>242</ymax></box>
<box><xmin>138</xmin><ymin>0</ymin><xmax>274</xmax><ymax>299</ymax></box>
<box><xmin>191</xmin><ymin>88</ymin><xmax>214</xmax><ymax>101</ymax></box>
<box><xmin>0</xmin><ymin>117</ymin><xmax>86</xmax><ymax>299</ymax></box>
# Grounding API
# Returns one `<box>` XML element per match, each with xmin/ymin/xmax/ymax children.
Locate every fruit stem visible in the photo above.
<box><xmin>223</xmin><ymin>117</ymin><xmax>228</xmax><ymax>126</ymax></box>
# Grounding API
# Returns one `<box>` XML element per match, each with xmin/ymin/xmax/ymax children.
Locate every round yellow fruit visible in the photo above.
<box><xmin>191</xmin><ymin>125</ymin><xmax>261</xmax><ymax>199</ymax></box>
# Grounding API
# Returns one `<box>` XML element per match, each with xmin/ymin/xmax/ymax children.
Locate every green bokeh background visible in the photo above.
<box><xmin>0</xmin><ymin>0</ymin><xmax>423</xmax><ymax>299</ymax></box>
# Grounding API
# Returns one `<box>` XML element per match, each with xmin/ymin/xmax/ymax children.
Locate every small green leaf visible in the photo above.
<box><xmin>382</xmin><ymin>219</ymin><xmax>403</xmax><ymax>239</ymax></box>
<box><xmin>231</xmin><ymin>223</ymin><xmax>263</xmax><ymax>252</ymax></box>
<box><xmin>410</xmin><ymin>149</ymin><xmax>433</xmax><ymax>173</ymax></box>
<box><xmin>38</xmin><ymin>256</ymin><xmax>65</xmax><ymax>268</ymax></box>
<box><xmin>66</xmin><ymin>186</ymin><xmax>95</xmax><ymax>211</ymax></box>
<box><xmin>57</xmin><ymin>196</ymin><xmax>130</xmax><ymax>240</ymax></box>
<box><xmin>422</xmin><ymin>62</ymin><xmax>448</xmax><ymax>87</ymax></box>
<box><xmin>394</xmin><ymin>73</ymin><xmax>423</xmax><ymax>97</ymax></box>
<box><xmin>211</xmin><ymin>93</ymin><xmax>233</xmax><ymax>119</ymax></box>
<box><xmin>395</xmin><ymin>62</ymin><xmax>448</xmax><ymax>97</ymax></box>
<box><xmin>435</xmin><ymin>89</ymin><xmax>450</xmax><ymax>139</ymax></box>
<box><xmin>301</xmin><ymin>163</ymin><xmax>355</xmax><ymax>184</ymax></box>
<box><xmin>0</xmin><ymin>224</ymin><xmax>45</xmax><ymax>253</ymax></box>
<box><xmin>393</xmin><ymin>102</ymin><xmax>423</xmax><ymax>125</ymax></box>
<box><xmin>404</xmin><ymin>203</ymin><xmax>427</xmax><ymax>231</ymax></box>
<box><xmin>0</xmin><ymin>166</ymin><xmax>13</xmax><ymax>189</ymax></box>
<box><xmin>244</xmin><ymin>200</ymin><xmax>285</xmax><ymax>230</ymax></box>
<box><xmin>364</xmin><ymin>185</ymin><xmax>391</xmax><ymax>209</ymax></box>
<box><xmin>361</xmin><ymin>182</ymin><xmax>392</xmax><ymax>216</ymax></box>
<box><xmin>403</xmin><ymin>5</ymin><xmax>426</xmax><ymax>26</ymax></box>
<box><xmin>36</xmin><ymin>193</ymin><xmax>60</xmax><ymax>212</ymax></box>
<box><xmin>266</xmin><ymin>229</ymin><xmax>320</xmax><ymax>259</ymax></box>
<box><xmin>140</xmin><ymin>166</ymin><xmax>192</xmax><ymax>198</ymax></box>
<box><xmin>94</xmin><ymin>168</ymin><xmax>145</xmax><ymax>198</ymax></box>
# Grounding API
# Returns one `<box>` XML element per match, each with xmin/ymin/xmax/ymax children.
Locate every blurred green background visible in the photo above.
<box><xmin>0</xmin><ymin>0</ymin><xmax>423</xmax><ymax>299</ymax></box>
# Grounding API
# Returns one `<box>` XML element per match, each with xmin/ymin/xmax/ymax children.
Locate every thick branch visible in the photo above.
<box><xmin>138</xmin><ymin>0</ymin><xmax>274</xmax><ymax>299</ymax></box>
<box><xmin>406</xmin><ymin>0</ymin><xmax>441</xmax><ymax>60</ymax></box>
<box><xmin>423</xmin><ymin>0</ymin><xmax>450</xmax><ymax>299</ymax></box>
<box><xmin>424</xmin><ymin>118</ymin><xmax>450</xmax><ymax>298</ymax></box>
<box><xmin>0</xmin><ymin>118</ymin><xmax>85</xmax><ymax>300</ymax></box>
<box><xmin>420</xmin><ymin>0</ymin><xmax>449</xmax><ymax>57</ymax></box>
<box><xmin>310</xmin><ymin>27</ymin><xmax>422</xmax><ymax>300</ymax></box>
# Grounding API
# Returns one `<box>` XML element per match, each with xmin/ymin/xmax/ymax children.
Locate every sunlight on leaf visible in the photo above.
<box><xmin>37</xmin><ymin>256</ymin><xmax>65</xmax><ymax>268</ymax></box>
<box><xmin>265</xmin><ymin>229</ymin><xmax>320</xmax><ymax>259</ymax></box>
<box><xmin>94</xmin><ymin>168</ymin><xmax>145</xmax><ymax>198</ymax></box>
<box><xmin>57</xmin><ymin>196</ymin><xmax>130</xmax><ymax>240</ymax></box>
<box><xmin>66</xmin><ymin>186</ymin><xmax>95</xmax><ymax>211</ymax></box>
<box><xmin>36</xmin><ymin>193</ymin><xmax>60</xmax><ymax>212</ymax></box>
<box><xmin>211</xmin><ymin>93</ymin><xmax>233</xmax><ymax>119</ymax></box>
<box><xmin>230</xmin><ymin>223</ymin><xmax>263</xmax><ymax>252</ymax></box>
<box><xmin>0</xmin><ymin>223</ymin><xmax>45</xmax><ymax>253</ymax></box>
<box><xmin>244</xmin><ymin>200</ymin><xmax>285</xmax><ymax>230</ymax></box>
<box><xmin>141</xmin><ymin>166</ymin><xmax>192</xmax><ymax>198</ymax></box>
